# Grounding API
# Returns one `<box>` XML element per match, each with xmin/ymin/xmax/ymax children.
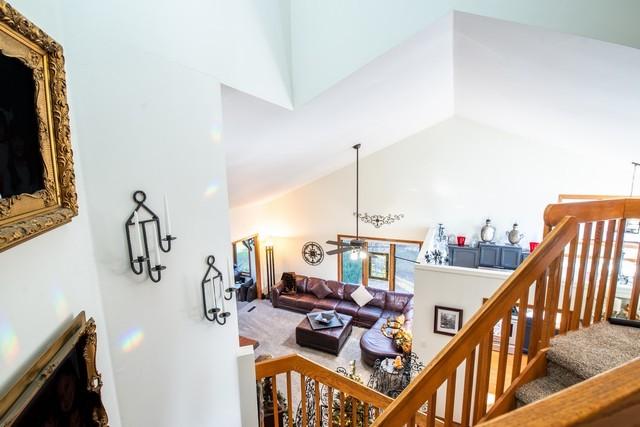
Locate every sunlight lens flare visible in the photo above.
<box><xmin>120</xmin><ymin>327</ymin><xmax>144</xmax><ymax>353</ymax></box>
<box><xmin>52</xmin><ymin>287</ymin><xmax>69</xmax><ymax>320</ymax></box>
<box><xmin>210</xmin><ymin>122</ymin><xmax>222</xmax><ymax>144</ymax></box>
<box><xmin>0</xmin><ymin>317</ymin><xmax>19</xmax><ymax>364</ymax></box>
<box><xmin>203</xmin><ymin>181</ymin><xmax>219</xmax><ymax>198</ymax></box>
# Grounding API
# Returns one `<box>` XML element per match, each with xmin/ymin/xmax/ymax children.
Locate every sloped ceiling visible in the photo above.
<box><xmin>454</xmin><ymin>12</ymin><xmax>640</xmax><ymax>155</ymax></box>
<box><xmin>224</xmin><ymin>11</ymin><xmax>640</xmax><ymax>208</ymax></box>
<box><xmin>223</xmin><ymin>15</ymin><xmax>454</xmax><ymax>207</ymax></box>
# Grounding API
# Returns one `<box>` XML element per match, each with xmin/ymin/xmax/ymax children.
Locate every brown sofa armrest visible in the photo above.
<box><xmin>271</xmin><ymin>281</ymin><xmax>284</xmax><ymax>307</ymax></box>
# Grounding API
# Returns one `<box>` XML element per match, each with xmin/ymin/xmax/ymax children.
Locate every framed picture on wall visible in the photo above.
<box><xmin>0</xmin><ymin>1</ymin><xmax>78</xmax><ymax>252</ymax></box>
<box><xmin>434</xmin><ymin>306</ymin><xmax>463</xmax><ymax>336</ymax></box>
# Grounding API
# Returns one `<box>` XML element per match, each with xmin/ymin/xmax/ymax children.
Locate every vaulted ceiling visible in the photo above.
<box><xmin>223</xmin><ymin>9</ymin><xmax>640</xmax><ymax>207</ymax></box>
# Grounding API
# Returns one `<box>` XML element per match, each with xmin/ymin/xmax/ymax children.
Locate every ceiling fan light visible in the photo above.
<box><xmin>350</xmin><ymin>250</ymin><xmax>359</xmax><ymax>261</ymax></box>
<box><xmin>359</xmin><ymin>250</ymin><xmax>368</xmax><ymax>260</ymax></box>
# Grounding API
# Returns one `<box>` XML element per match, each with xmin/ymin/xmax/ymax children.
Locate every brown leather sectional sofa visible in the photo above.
<box><xmin>271</xmin><ymin>274</ymin><xmax>414</xmax><ymax>365</ymax></box>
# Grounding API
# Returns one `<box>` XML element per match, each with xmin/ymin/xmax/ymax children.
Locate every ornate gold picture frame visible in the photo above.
<box><xmin>0</xmin><ymin>312</ymin><xmax>109</xmax><ymax>426</ymax></box>
<box><xmin>0</xmin><ymin>1</ymin><xmax>77</xmax><ymax>252</ymax></box>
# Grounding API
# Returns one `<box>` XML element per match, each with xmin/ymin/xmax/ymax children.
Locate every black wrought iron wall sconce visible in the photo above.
<box><xmin>201</xmin><ymin>255</ymin><xmax>233</xmax><ymax>324</ymax></box>
<box><xmin>125</xmin><ymin>190</ymin><xmax>177</xmax><ymax>283</ymax></box>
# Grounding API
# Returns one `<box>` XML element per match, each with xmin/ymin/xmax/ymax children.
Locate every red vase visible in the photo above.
<box><xmin>456</xmin><ymin>236</ymin><xmax>466</xmax><ymax>247</ymax></box>
<box><xmin>529</xmin><ymin>242</ymin><xmax>539</xmax><ymax>252</ymax></box>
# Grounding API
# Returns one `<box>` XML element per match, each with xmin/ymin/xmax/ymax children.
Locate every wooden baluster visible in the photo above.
<box><xmin>444</xmin><ymin>370</ymin><xmax>456</xmax><ymax>427</ymax></box>
<box><xmin>570</xmin><ymin>222</ymin><xmax>593</xmax><ymax>330</ymax></box>
<box><xmin>408</xmin><ymin>413</ymin><xmax>417</xmax><ymax>427</ymax></box>
<box><xmin>272</xmin><ymin>375</ymin><xmax>280</xmax><ymax>427</ymax></box>
<box><xmin>473</xmin><ymin>333</ymin><xmax>492</xmax><ymax>423</ymax></box>
<box><xmin>427</xmin><ymin>391</ymin><xmax>437</xmax><ymax>427</ymax></box>
<box><xmin>512</xmin><ymin>289</ymin><xmax>529</xmax><ymax>378</ymax></box>
<box><xmin>351</xmin><ymin>397</ymin><xmax>357</xmax><ymax>427</ymax></box>
<box><xmin>314</xmin><ymin>380</ymin><xmax>321</xmax><ymax>427</ymax></box>
<box><xmin>461</xmin><ymin>349</ymin><xmax>476</xmax><ymax>427</ymax></box>
<box><xmin>495</xmin><ymin>311</ymin><xmax>511</xmax><ymax>398</ymax></box>
<box><xmin>339</xmin><ymin>392</ymin><xmax>345</xmax><ymax>427</ymax></box>
<box><xmin>606</xmin><ymin>219</ymin><xmax>626</xmax><ymax>318</ymax></box>
<box><xmin>528</xmin><ymin>273</ymin><xmax>547</xmax><ymax>358</ymax></box>
<box><xmin>327</xmin><ymin>386</ymin><xmax>334</xmax><ymax>427</ymax></box>
<box><xmin>629</xmin><ymin>246</ymin><xmax>640</xmax><ymax>321</ymax></box>
<box><xmin>286</xmin><ymin>371</ymin><xmax>293</xmax><ymax>427</ymax></box>
<box><xmin>363</xmin><ymin>403</ymin><xmax>369</xmax><ymax>427</ymax></box>
<box><xmin>583</xmin><ymin>221</ymin><xmax>605</xmax><ymax>327</ymax></box>
<box><xmin>559</xmin><ymin>236</ymin><xmax>579</xmax><ymax>333</ymax></box>
<box><xmin>541</xmin><ymin>254</ymin><xmax>563</xmax><ymax>348</ymax></box>
<box><xmin>301</xmin><ymin>374</ymin><xmax>307</xmax><ymax>427</ymax></box>
<box><xmin>594</xmin><ymin>220</ymin><xmax>617</xmax><ymax>323</ymax></box>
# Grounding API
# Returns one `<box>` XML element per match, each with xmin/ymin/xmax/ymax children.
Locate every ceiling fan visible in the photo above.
<box><xmin>326</xmin><ymin>144</ymin><xmax>367</xmax><ymax>259</ymax></box>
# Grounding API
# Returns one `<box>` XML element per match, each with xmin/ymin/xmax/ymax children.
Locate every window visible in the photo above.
<box><xmin>337</xmin><ymin>235</ymin><xmax>421</xmax><ymax>293</ymax></box>
<box><xmin>394</xmin><ymin>243</ymin><xmax>421</xmax><ymax>293</ymax></box>
<box><xmin>340</xmin><ymin>238</ymin><xmax>363</xmax><ymax>285</ymax></box>
<box><xmin>233</xmin><ymin>238</ymin><xmax>254</xmax><ymax>276</ymax></box>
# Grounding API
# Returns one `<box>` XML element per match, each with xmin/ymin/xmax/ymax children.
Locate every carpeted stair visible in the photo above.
<box><xmin>515</xmin><ymin>321</ymin><xmax>640</xmax><ymax>407</ymax></box>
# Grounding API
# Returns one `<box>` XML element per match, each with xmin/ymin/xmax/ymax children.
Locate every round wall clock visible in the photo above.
<box><xmin>302</xmin><ymin>241</ymin><xmax>324</xmax><ymax>266</ymax></box>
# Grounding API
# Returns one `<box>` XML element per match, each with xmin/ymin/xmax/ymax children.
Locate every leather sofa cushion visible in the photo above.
<box><xmin>296</xmin><ymin>294</ymin><xmax>319</xmax><ymax>311</ymax></box>
<box><xmin>295</xmin><ymin>275</ymin><xmax>308</xmax><ymax>293</ymax></box>
<box><xmin>325</xmin><ymin>280</ymin><xmax>344</xmax><ymax>300</ymax></box>
<box><xmin>366</xmin><ymin>288</ymin><xmax>387</xmax><ymax>309</ymax></box>
<box><xmin>385</xmin><ymin>291</ymin><xmax>413</xmax><ymax>312</ymax></box>
<box><xmin>358</xmin><ymin>306</ymin><xmax>383</xmax><ymax>326</ymax></box>
<box><xmin>279</xmin><ymin>294</ymin><xmax>301</xmax><ymax>307</ymax></box>
<box><xmin>308</xmin><ymin>278</ymin><xmax>332</xmax><ymax>299</ymax></box>
<box><xmin>314</xmin><ymin>298</ymin><xmax>339</xmax><ymax>311</ymax></box>
<box><xmin>336</xmin><ymin>300</ymin><xmax>360</xmax><ymax>317</ymax></box>
<box><xmin>360</xmin><ymin>318</ymin><xmax>402</xmax><ymax>362</ymax></box>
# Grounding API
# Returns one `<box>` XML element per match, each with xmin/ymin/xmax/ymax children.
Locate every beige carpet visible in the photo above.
<box><xmin>237</xmin><ymin>299</ymin><xmax>374</xmax><ymax>378</ymax></box>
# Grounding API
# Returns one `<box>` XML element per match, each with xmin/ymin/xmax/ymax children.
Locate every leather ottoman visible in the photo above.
<box><xmin>296</xmin><ymin>309</ymin><xmax>353</xmax><ymax>355</ymax></box>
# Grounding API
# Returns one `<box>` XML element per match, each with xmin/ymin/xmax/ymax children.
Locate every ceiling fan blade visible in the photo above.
<box><xmin>326</xmin><ymin>240</ymin><xmax>343</xmax><ymax>246</ymax></box>
<box><xmin>327</xmin><ymin>247</ymin><xmax>352</xmax><ymax>255</ymax></box>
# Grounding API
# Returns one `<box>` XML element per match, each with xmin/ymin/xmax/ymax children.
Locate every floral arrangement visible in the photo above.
<box><xmin>393</xmin><ymin>328</ymin><xmax>413</xmax><ymax>354</ymax></box>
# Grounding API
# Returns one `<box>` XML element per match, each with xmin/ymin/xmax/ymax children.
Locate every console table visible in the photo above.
<box><xmin>448</xmin><ymin>243</ymin><xmax>529</xmax><ymax>270</ymax></box>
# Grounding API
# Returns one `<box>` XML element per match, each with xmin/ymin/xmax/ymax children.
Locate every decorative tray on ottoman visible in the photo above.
<box><xmin>306</xmin><ymin>310</ymin><xmax>344</xmax><ymax>330</ymax></box>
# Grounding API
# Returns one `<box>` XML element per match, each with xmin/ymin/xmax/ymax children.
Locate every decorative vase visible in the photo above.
<box><xmin>507</xmin><ymin>223</ymin><xmax>524</xmax><ymax>245</ymax></box>
<box><xmin>480</xmin><ymin>219</ymin><xmax>496</xmax><ymax>243</ymax></box>
<box><xmin>456</xmin><ymin>236</ymin><xmax>466</xmax><ymax>247</ymax></box>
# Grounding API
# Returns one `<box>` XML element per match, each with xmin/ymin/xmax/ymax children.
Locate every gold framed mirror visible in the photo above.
<box><xmin>0</xmin><ymin>1</ymin><xmax>77</xmax><ymax>252</ymax></box>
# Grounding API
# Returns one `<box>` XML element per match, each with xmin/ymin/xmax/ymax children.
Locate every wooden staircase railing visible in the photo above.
<box><xmin>255</xmin><ymin>354</ymin><xmax>395</xmax><ymax>427</ymax></box>
<box><xmin>371</xmin><ymin>216</ymin><xmax>578</xmax><ymax>427</ymax></box>
<box><xmin>372</xmin><ymin>197</ymin><xmax>640</xmax><ymax>427</ymax></box>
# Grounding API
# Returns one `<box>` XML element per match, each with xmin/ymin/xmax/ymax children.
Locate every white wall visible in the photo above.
<box><xmin>0</xmin><ymin>0</ymin><xmax>121</xmax><ymax>422</ymax></box>
<box><xmin>230</xmin><ymin>116</ymin><xmax>631</xmax><ymax>286</ymax></box>
<box><xmin>60</xmin><ymin>2</ymin><xmax>244</xmax><ymax>425</ymax></box>
<box><xmin>2</xmin><ymin>1</ymin><xmax>250</xmax><ymax>426</ymax></box>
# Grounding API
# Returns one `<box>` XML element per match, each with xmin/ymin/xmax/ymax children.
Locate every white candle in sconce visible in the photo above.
<box><xmin>163</xmin><ymin>194</ymin><xmax>172</xmax><ymax>236</ymax></box>
<box><xmin>219</xmin><ymin>277</ymin><xmax>226</xmax><ymax>312</ymax></box>
<box><xmin>133</xmin><ymin>211</ymin><xmax>144</xmax><ymax>257</ymax></box>
<box><xmin>153</xmin><ymin>228</ymin><xmax>162</xmax><ymax>266</ymax></box>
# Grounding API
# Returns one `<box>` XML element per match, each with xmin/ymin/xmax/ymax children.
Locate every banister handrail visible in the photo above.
<box><xmin>255</xmin><ymin>353</ymin><xmax>393</xmax><ymax>409</ymax></box>
<box><xmin>479</xmin><ymin>357</ymin><xmax>640</xmax><ymax>426</ymax></box>
<box><xmin>543</xmin><ymin>197</ymin><xmax>640</xmax><ymax>226</ymax></box>
<box><xmin>544</xmin><ymin>198</ymin><xmax>626</xmax><ymax>226</ymax></box>
<box><xmin>372</xmin><ymin>216</ymin><xmax>578</xmax><ymax>427</ymax></box>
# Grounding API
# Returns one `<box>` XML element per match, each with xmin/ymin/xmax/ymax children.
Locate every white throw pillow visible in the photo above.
<box><xmin>351</xmin><ymin>285</ymin><xmax>374</xmax><ymax>307</ymax></box>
